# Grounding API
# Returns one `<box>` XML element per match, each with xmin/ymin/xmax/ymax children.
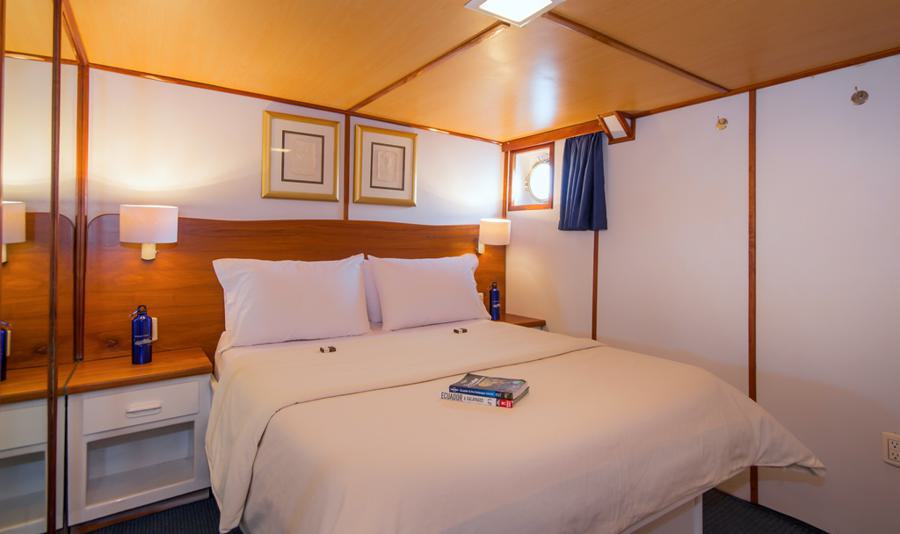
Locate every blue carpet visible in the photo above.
<box><xmin>91</xmin><ymin>489</ymin><xmax>826</xmax><ymax>533</ymax></box>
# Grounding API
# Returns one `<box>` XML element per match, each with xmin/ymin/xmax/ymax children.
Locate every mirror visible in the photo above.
<box><xmin>0</xmin><ymin>0</ymin><xmax>75</xmax><ymax>531</ymax></box>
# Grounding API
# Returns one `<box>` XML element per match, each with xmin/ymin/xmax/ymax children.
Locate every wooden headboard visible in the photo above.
<box><xmin>0</xmin><ymin>213</ymin><xmax>74</xmax><ymax>369</ymax></box>
<box><xmin>85</xmin><ymin>215</ymin><xmax>506</xmax><ymax>361</ymax></box>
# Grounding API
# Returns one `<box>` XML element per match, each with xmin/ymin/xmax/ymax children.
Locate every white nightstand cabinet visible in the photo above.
<box><xmin>0</xmin><ymin>398</ymin><xmax>64</xmax><ymax>534</ymax></box>
<box><xmin>67</xmin><ymin>374</ymin><xmax>211</xmax><ymax>525</ymax></box>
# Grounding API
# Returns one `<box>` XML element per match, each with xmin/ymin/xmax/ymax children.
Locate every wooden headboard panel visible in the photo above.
<box><xmin>0</xmin><ymin>213</ymin><xmax>74</xmax><ymax>369</ymax></box>
<box><xmin>85</xmin><ymin>215</ymin><xmax>505</xmax><ymax>361</ymax></box>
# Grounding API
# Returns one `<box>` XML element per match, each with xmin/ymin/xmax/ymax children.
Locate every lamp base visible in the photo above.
<box><xmin>140</xmin><ymin>243</ymin><xmax>158</xmax><ymax>261</ymax></box>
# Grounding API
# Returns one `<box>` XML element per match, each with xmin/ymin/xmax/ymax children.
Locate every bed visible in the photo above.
<box><xmin>206</xmin><ymin>319</ymin><xmax>824</xmax><ymax>534</ymax></box>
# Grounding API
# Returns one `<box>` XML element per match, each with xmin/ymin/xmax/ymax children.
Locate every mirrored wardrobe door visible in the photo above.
<box><xmin>0</xmin><ymin>0</ymin><xmax>68</xmax><ymax>531</ymax></box>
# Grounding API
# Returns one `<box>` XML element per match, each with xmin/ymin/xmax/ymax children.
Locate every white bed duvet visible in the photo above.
<box><xmin>207</xmin><ymin>320</ymin><xmax>824</xmax><ymax>534</ymax></box>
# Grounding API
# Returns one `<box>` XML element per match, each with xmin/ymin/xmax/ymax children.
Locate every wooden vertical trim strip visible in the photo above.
<box><xmin>0</xmin><ymin>0</ymin><xmax>6</xmax><ymax>290</ymax></box>
<box><xmin>748</xmin><ymin>89</ymin><xmax>759</xmax><ymax>504</ymax></box>
<box><xmin>591</xmin><ymin>230</ymin><xmax>599</xmax><ymax>340</ymax></box>
<box><xmin>47</xmin><ymin>0</ymin><xmax>63</xmax><ymax>528</ymax></box>
<box><xmin>73</xmin><ymin>64</ymin><xmax>88</xmax><ymax>361</ymax></box>
<box><xmin>500</xmin><ymin>150</ymin><xmax>509</xmax><ymax>218</ymax></box>
<box><xmin>342</xmin><ymin>115</ymin><xmax>351</xmax><ymax>220</ymax></box>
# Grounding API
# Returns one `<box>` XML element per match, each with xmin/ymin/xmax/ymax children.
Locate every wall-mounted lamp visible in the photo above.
<box><xmin>478</xmin><ymin>218</ymin><xmax>511</xmax><ymax>254</ymax></box>
<box><xmin>2</xmin><ymin>201</ymin><xmax>26</xmax><ymax>264</ymax></box>
<box><xmin>597</xmin><ymin>111</ymin><xmax>636</xmax><ymax>144</ymax></box>
<box><xmin>119</xmin><ymin>204</ymin><xmax>179</xmax><ymax>261</ymax></box>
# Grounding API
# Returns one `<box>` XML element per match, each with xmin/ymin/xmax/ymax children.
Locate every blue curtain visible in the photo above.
<box><xmin>558</xmin><ymin>132</ymin><xmax>607</xmax><ymax>231</ymax></box>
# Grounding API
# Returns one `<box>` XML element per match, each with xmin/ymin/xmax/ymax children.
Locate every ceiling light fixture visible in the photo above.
<box><xmin>465</xmin><ymin>0</ymin><xmax>565</xmax><ymax>27</ymax></box>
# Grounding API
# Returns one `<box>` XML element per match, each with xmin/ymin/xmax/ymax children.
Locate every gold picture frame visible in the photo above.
<box><xmin>354</xmin><ymin>124</ymin><xmax>417</xmax><ymax>206</ymax></box>
<box><xmin>261</xmin><ymin>111</ymin><xmax>340</xmax><ymax>201</ymax></box>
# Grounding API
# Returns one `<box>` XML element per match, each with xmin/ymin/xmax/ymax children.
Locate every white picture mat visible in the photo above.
<box><xmin>269</xmin><ymin>116</ymin><xmax>336</xmax><ymax>195</ymax></box>
<box><xmin>359</xmin><ymin>130</ymin><xmax>415</xmax><ymax>201</ymax></box>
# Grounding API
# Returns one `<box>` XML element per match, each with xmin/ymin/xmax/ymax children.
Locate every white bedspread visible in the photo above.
<box><xmin>207</xmin><ymin>320</ymin><xmax>823</xmax><ymax>533</ymax></box>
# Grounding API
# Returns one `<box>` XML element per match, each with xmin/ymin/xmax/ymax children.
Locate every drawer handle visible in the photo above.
<box><xmin>125</xmin><ymin>401</ymin><xmax>163</xmax><ymax>418</ymax></box>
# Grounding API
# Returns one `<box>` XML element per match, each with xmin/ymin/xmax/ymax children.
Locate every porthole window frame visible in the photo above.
<box><xmin>507</xmin><ymin>142</ymin><xmax>554</xmax><ymax>212</ymax></box>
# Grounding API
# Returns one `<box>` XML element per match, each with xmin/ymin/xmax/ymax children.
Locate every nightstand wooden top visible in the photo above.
<box><xmin>66</xmin><ymin>348</ymin><xmax>212</xmax><ymax>395</ymax></box>
<box><xmin>0</xmin><ymin>363</ymin><xmax>74</xmax><ymax>405</ymax></box>
<box><xmin>500</xmin><ymin>313</ymin><xmax>546</xmax><ymax>328</ymax></box>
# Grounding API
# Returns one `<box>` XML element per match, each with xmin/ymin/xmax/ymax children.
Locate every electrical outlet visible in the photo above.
<box><xmin>883</xmin><ymin>432</ymin><xmax>900</xmax><ymax>467</ymax></box>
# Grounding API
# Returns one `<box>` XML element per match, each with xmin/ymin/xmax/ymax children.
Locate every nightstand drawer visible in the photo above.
<box><xmin>0</xmin><ymin>400</ymin><xmax>46</xmax><ymax>451</ymax></box>
<box><xmin>82</xmin><ymin>380</ymin><xmax>200</xmax><ymax>435</ymax></box>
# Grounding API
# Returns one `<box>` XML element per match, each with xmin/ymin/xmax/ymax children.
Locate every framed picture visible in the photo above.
<box><xmin>262</xmin><ymin>111</ymin><xmax>340</xmax><ymax>201</ymax></box>
<box><xmin>354</xmin><ymin>124</ymin><xmax>416</xmax><ymax>206</ymax></box>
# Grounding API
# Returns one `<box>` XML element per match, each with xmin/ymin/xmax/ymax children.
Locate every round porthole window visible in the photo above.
<box><xmin>525</xmin><ymin>159</ymin><xmax>552</xmax><ymax>202</ymax></box>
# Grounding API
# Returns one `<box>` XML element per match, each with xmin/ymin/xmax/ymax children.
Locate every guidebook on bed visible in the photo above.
<box><xmin>449</xmin><ymin>373</ymin><xmax>528</xmax><ymax>400</ymax></box>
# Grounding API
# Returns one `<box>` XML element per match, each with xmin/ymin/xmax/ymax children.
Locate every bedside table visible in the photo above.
<box><xmin>499</xmin><ymin>313</ymin><xmax>547</xmax><ymax>329</ymax></box>
<box><xmin>65</xmin><ymin>348</ymin><xmax>213</xmax><ymax>526</ymax></box>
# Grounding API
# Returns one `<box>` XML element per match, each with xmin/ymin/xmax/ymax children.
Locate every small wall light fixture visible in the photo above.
<box><xmin>716</xmin><ymin>116</ymin><xmax>729</xmax><ymax>130</ymax></box>
<box><xmin>1</xmin><ymin>201</ymin><xmax>26</xmax><ymax>264</ymax></box>
<box><xmin>851</xmin><ymin>86</ymin><xmax>869</xmax><ymax>106</ymax></box>
<box><xmin>119</xmin><ymin>204</ymin><xmax>179</xmax><ymax>261</ymax></box>
<box><xmin>597</xmin><ymin>111</ymin><xmax>636</xmax><ymax>144</ymax></box>
<box><xmin>478</xmin><ymin>218</ymin><xmax>511</xmax><ymax>254</ymax></box>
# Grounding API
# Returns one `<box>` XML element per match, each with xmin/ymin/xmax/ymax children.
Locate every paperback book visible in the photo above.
<box><xmin>448</xmin><ymin>373</ymin><xmax>529</xmax><ymax>400</ymax></box>
<box><xmin>439</xmin><ymin>390</ymin><xmax>527</xmax><ymax>409</ymax></box>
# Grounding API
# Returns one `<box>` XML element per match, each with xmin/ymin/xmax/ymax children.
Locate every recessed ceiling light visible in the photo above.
<box><xmin>465</xmin><ymin>0</ymin><xmax>565</xmax><ymax>27</ymax></box>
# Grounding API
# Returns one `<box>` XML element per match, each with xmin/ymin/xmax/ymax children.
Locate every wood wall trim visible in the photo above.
<box><xmin>542</xmin><ymin>11</ymin><xmax>729</xmax><ymax>94</ymax></box>
<box><xmin>87</xmin><ymin>63</ymin><xmax>501</xmax><ymax>145</ymax></box>
<box><xmin>74</xmin><ymin>62</ymin><xmax>88</xmax><ymax>361</ymax></box>
<box><xmin>47</xmin><ymin>1</ymin><xmax>63</xmax><ymax>528</ymax></box>
<box><xmin>1</xmin><ymin>0</ymin><xmax>5</xmax><ymax>298</ymax></box>
<box><xmin>3</xmin><ymin>50</ymin><xmax>79</xmax><ymax>65</ymax></box>
<box><xmin>85</xmin><ymin>216</ymin><xmax>506</xmax><ymax>360</ymax></box>
<box><xmin>349</xmin><ymin>21</ymin><xmax>509</xmax><ymax>112</ymax></box>
<box><xmin>61</xmin><ymin>0</ymin><xmax>88</xmax><ymax>65</ymax></box>
<box><xmin>502</xmin><ymin>119</ymin><xmax>601</xmax><ymax>152</ymax></box>
<box><xmin>342</xmin><ymin>115</ymin><xmax>351</xmax><ymax>219</ymax></box>
<box><xmin>501</xmin><ymin>45</ymin><xmax>900</xmax><ymax>148</ymax></box>
<box><xmin>591</xmin><ymin>230</ymin><xmax>599</xmax><ymax>341</ymax></box>
<box><xmin>748</xmin><ymin>89</ymin><xmax>758</xmax><ymax>504</ymax></box>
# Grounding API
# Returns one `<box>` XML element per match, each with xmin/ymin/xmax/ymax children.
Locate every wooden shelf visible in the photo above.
<box><xmin>0</xmin><ymin>364</ymin><xmax>74</xmax><ymax>405</ymax></box>
<box><xmin>500</xmin><ymin>313</ymin><xmax>546</xmax><ymax>328</ymax></box>
<box><xmin>66</xmin><ymin>348</ymin><xmax>212</xmax><ymax>396</ymax></box>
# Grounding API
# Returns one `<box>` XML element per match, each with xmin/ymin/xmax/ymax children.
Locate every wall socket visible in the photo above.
<box><xmin>883</xmin><ymin>432</ymin><xmax>900</xmax><ymax>467</ymax></box>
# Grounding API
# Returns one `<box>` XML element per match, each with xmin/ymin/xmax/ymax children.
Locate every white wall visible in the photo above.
<box><xmin>598</xmin><ymin>94</ymin><xmax>750</xmax><ymax>394</ymax></box>
<box><xmin>348</xmin><ymin>116</ymin><xmax>501</xmax><ymax>225</ymax></box>
<box><xmin>505</xmin><ymin>56</ymin><xmax>900</xmax><ymax>530</ymax></box>
<box><xmin>756</xmin><ymin>55</ymin><xmax>900</xmax><ymax>533</ymax></box>
<box><xmin>88</xmin><ymin>70</ymin><xmax>501</xmax><ymax>224</ymax></box>
<box><xmin>506</xmin><ymin>139</ymin><xmax>595</xmax><ymax>338</ymax></box>
<box><xmin>2</xmin><ymin>58</ymin><xmax>77</xmax><ymax>217</ymax></box>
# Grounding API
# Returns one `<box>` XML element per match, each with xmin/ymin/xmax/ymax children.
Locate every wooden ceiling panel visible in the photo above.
<box><xmin>356</xmin><ymin>18</ymin><xmax>712</xmax><ymax>141</ymax></box>
<box><xmin>68</xmin><ymin>0</ymin><xmax>495</xmax><ymax>109</ymax></box>
<box><xmin>6</xmin><ymin>0</ymin><xmax>77</xmax><ymax>60</ymax></box>
<box><xmin>553</xmin><ymin>0</ymin><xmax>900</xmax><ymax>91</ymax></box>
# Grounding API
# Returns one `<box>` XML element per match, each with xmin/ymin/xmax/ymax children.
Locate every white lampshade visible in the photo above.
<box><xmin>479</xmin><ymin>218</ymin><xmax>511</xmax><ymax>246</ymax></box>
<box><xmin>2</xmin><ymin>201</ymin><xmax>26</xmax><ymax>244</ymax></box>
<box><xmin>119</xmin><ymin>204</ymin><xmax>179</xmax><ymax>244</ymax></box>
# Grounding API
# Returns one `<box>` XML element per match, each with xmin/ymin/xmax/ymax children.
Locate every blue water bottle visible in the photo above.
<box><xmin>0</xmin><ymin>320</ymin><xmax>10</xmax><ymax>382</ymax></box>
<box><xmin>131</xmin><ymin>305</ymin><xmax>154</xmax><ymax>365</ymax></box>
<box><xmin>489</xmin><ymin>282</ymin><xmax>501</xmax><ymax>321</ymax></box>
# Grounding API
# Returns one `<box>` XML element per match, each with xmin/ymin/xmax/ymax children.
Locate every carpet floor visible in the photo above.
<box><xmin>91</xmin><ymin>489</ymin><xmax>826</xmax><ymax>533</ymax></box>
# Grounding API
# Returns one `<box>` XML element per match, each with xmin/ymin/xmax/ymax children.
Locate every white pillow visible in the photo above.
<box><xmin>370</xmin><ymin>254</ymin><xmax>489</xmax><ymax>331</ymax></box>
<box><xmin>212</xmin><ymin>254</ymin><xmax>369</xmax><ymax>347</ymax></box>
<box><xmin>361</xmin><ymin>258</ymin><xmax>382</xmax><ymax>324</ymax></box>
